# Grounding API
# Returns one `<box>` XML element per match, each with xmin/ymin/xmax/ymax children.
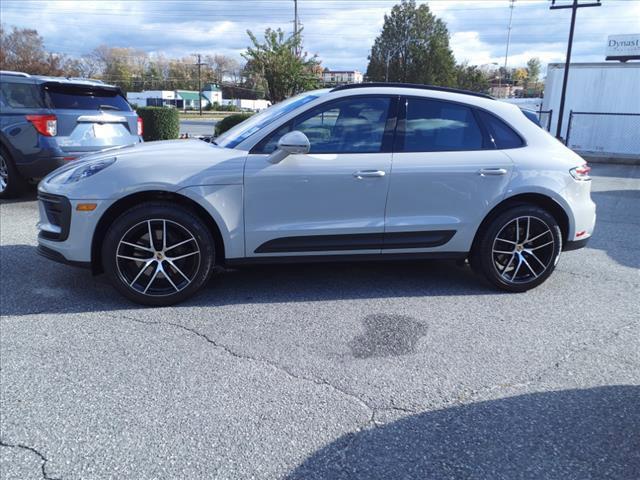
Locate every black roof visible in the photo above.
<box><xmin>331</xmin><ymin>82</ymin><xmax>494</xmax><ymax>100</ymax></box>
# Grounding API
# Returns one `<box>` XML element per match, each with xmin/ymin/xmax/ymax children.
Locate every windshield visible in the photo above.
<box><xmin>215</xmin><ymin>90</ymin><xmax>328</xmax><ymax>148</ymax></box>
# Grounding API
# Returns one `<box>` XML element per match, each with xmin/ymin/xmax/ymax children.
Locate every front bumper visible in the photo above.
<box><xmin>37</xmin><ymin>244</ymin><xmax>91</xmax><ymax>269</ymax></box>
<box><xmin>37</xmin><ymin>191</ymin><xmax>109</xmax><ymax>265</ymax></box>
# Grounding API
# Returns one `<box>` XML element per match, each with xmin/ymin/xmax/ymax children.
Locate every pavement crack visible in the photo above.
<box><xmin>0</xmin><ymin>440</ymin><xmax>60</xmax><ymax>480</ymax></box>
<box><xmin>446</xmin><ymin>319</ymin><xmax>640</xmax><ymax>407</ymax></box>
<box><xmin>110</xmin><ymin>313</ymin><xmax>376</xmax><ymax>418</ymax></box>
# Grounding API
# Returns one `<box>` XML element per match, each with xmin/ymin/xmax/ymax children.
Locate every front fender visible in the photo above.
<box><xmin>178</xmin><ymin>185</ymin><xmax>245</xmax><ymax>259</ymax></box>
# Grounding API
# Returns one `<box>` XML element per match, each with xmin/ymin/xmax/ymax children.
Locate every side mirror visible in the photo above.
<box><xmin>268</xmin><ymin>130</ymin><xmax>310</xmax><ymax>164</ymax></box>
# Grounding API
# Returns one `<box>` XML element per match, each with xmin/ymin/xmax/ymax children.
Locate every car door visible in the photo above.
<box><xmin>383</xmin><ymin>96</ymin><xmax>515</xmax><ymax>254</ymax></box>
<box><xmin>244</xmin><ymin>95</ymin><xmax>397</xmax><ymax>257</ymax></box>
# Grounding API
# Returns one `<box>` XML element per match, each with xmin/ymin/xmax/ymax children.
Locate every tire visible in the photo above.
<box><xmin>0</xmin><ymin>148</ymin><xmax>28</xmax><ymax>199</ymax></box>
<box><xmin>471</xmin><ymin>205</ymin><xmax>562</xmax><ymax>292</ymax></box>
<box><xmin>102</xmin><ymin>202</ymin><xmax>216</xmax><ymax>306</ymax></box>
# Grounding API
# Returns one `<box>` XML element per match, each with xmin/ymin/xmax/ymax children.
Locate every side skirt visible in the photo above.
<box><xmin>225</xmin><ymin>251</ymin><xmax>467</xmax><ymax>267</ymax></box>
<box><xmin>255</xmin><ymin>230</ymin><xmax>456</xmax><ymax>254</ymax></box>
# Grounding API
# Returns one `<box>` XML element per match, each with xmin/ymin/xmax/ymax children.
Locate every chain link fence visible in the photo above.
<box><xmin>565</xmin><ymin>111</ymin><xmax>640</xmax><ymax>157</ymax></box>
<box><xmin>538</xmin><ymin>109</ymin><xmax>553</xmax><ymax>132</ymax></box>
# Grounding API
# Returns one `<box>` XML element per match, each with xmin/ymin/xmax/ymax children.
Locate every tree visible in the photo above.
<box><xmin>526</xmin><ymin>57</ymin><xmax>542</xmax><ymax>85</ymax></box>
<box><xmin>206</xmin><ymin>54</ymin><xmax>240</xmax><ymax>83</ymax></box>
<box><xmin>454</xmin><ymin>63</ymin><xmax>490</xmax><ymax>93</ymax></box>
<box><xmin>513</xmin><ymin>67</ymin><xmax>529</xmax><ymax>86</ymax></box>
<box><xmin>0</xmin><ymin>25</ymin><xmax>76</xmax><ymax>76</ymax></box>
<box><xmin>242</xmin><ymin>28</ymin><xmax>320</xmax><ymax>103</ymax></box>
<box><xmin>365</xmin><ymin>0</ymin><xmax>456</xmax><ymax>86</ymax></box>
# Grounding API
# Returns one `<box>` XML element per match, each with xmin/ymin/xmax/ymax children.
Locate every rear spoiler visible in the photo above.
<box><xmin>42</xmin><ymin>81</ymin><xmax>125</xmax><ymax>97</ymax></box>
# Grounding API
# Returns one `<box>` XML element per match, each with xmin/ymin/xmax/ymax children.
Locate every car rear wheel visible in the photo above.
<box><xmin>102</xmin><ymin>202</ymin><xmax>216</xmax><ymax>306</ymax></box>
<box><xmin>0</xmin><ymin>150</ymin><xmax>28</xmax><ymax>199</ymax></box>
<box><xmin>471</xmin><ymin>205</ymin><xmax>562</xmax><ymax>292</ymax></box>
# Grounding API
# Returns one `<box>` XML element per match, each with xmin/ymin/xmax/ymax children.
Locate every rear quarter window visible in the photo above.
<box><xmin>44</xmin><ymin>84</ymin><xmax>131</xmax><ymax>111</ymax></box>
<box><xmin>0</xmin><ymin>81</ymin><xmax>45</xmax><ymax>108</ymax></box>
<box><xmin>476</xmin><ymin>110</ymin><xmax>524</xmax><ymax>149</ymax></box>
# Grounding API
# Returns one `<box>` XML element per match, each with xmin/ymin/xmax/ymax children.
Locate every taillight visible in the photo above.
<box><xmin>137</xmin><ymin>116</ymin><xmax>143</xmax><ymax>136</ymax></box>
<box><xmin>570</xmin><ymin>163</ymin><xmax>591</xmax><ymax>181</ymax></box>
<box><xmin>26</xmin><ymin>114</ymin><xmax>57</xmax><ymax>136</ymax></box>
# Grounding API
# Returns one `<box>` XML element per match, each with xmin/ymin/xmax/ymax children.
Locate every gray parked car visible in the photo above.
<box><xmin>0</xmin><ymin>71</ymin><xmax>142</xmax><ymax>198</ymax></box>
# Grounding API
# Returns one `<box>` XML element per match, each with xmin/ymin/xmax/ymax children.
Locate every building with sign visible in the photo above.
<box><xmin>606</xmin><ymin>34</ymin><xmax>640</xmax><ymax>62</ymax></box>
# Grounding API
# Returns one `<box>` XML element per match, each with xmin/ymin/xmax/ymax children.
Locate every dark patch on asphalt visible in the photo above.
<box><xmin>349</xmin><ymin>314</ymin><xmax>427</xmax><ymax>359</ymax></box>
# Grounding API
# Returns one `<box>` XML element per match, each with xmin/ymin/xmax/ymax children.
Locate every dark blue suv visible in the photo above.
<box><xmin>0</xmin><ymin>71</ymin><xmax>142</xmax><ymax>198</ymax></box>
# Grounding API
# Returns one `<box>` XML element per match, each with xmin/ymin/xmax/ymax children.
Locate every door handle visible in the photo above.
<box><xmin>478</xmin><ymin>168</ymin><xmax>508</xmax><ymax>176</ymax></box>
<box><xmin>353</xmin><ymin>170</ymin><xmax>386</xmax><ymax>179</ymax></box>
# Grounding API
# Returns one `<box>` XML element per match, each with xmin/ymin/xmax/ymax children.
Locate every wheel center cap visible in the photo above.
<box><xmin>516</xmin><ymin>244</ymin><xmax>524</xmax><ymax>252</ymax></box>
<box><xmin>155</xmin><ymin>252</ymin><xmax>164</xmax><ymax>260</ymax></box>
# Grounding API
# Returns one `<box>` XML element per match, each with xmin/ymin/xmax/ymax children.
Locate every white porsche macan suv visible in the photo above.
<box><xmin>36</xmin><ymin>84</ymin><xmax>596</xmax><ymax>306</ymax></box>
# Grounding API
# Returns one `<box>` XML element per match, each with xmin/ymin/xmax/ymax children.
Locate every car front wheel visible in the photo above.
<box><xmin>102</xmin><ymin>202</ymin><xmax>216</xmax><ymax>306</ymax></box>
<box><xmin>471</xmin><ymin>205</ymin><xmax>562</xmax><ymax>292</ymax></box>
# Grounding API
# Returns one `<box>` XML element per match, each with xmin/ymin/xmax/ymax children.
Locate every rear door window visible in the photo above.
<box><xmin>0</xmin><ymin>81</ymin><xmax>45</xmax><ymax>108</ymax></box>
<box><xmin>476</xmin><ymin>110</ymin><xmax>524</xmax><ymax>149</ymax></box>
<box><xmin>44</xmin><ymin>84</ymin><xmax>131</xmax><ymax>111</ymax></box>
<box><xmin>399</xmin><ymin>98</ymin><xmax>484</xmax><ymax>152</ymax></box>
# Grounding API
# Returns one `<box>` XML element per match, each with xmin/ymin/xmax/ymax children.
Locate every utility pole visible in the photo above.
<box><xmin>293</xmin><ymin>0</ymin><xmax>300</xmax><ymax>57</ymax></box>
<box><xmin>193</xmin><ymin>53</ymin><xmax>207</xmax><ymax>116</ymax></box>
<box><xmin>499</xmin><ymin>0</ymin><xmax>516</xmax><ymax>96</ymax></box>
<box><xmin>550</xmin><ymin>0</ymin><xmax>602</xmax><ymax>139</ymax></box>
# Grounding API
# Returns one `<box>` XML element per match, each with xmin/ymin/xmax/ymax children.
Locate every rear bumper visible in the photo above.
<box><xmin>17</xmin><ymin>156</ymin><xmax>68</xmax><ymax>179</ymax></box>
<box><xmin>563</xmin><ymin>237</ymin><xmax>590</xmax><ymax>251</ymax></box>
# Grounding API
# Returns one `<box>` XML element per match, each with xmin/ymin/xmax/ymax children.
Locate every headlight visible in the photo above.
<box><xmin>47</xmin><ymin>157</ymin><xmax>116</xmax><ymax>185</ymax></box>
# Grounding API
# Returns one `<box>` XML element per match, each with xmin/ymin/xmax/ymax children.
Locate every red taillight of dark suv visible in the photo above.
<box><xmin>26</xmin><ymin>114</ymin><xmax>57</xmax><ymax>137</ymax></box>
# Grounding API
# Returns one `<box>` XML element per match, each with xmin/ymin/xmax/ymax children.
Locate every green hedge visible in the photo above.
<box><xmin>136</xmin><ymin>107</ymin><xmax>180</xmax><ymax>141</ymax></box>
<box><xmin>215</xmin><ymin>113</ymin><xmax>253</xmax><ymax>136</ymax></box>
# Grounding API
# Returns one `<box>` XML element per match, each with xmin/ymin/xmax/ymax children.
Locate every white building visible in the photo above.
<box><xmin>127</xmin><ymin>90</ymin><xmax>177</xmax><ymax>108</ymax></box>
<box><xmin>222</xmin><ymin>98</ymin><xmax>271</xmax><ymax>112</ymax></box>
<box><xmin>543</xmin><ymin>62</ymin><xmax>640</xmax><ymax>157</ymax></box>
<box><xmin>127</xmin><ymin>89</ymin><xmax>211</xmax><ymax>109</ymax></box>
<box><xmin>127</xmin><ymin>86</ymin><xmax>271</xmax><ymax>112</ymax></box>
<box><xmin>321</xmin><ymin>70</ymin><xmax>364</xmax><ymax>85</ymax></box>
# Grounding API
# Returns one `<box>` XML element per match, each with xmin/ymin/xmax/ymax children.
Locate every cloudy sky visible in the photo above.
<box><xmin>2</xmin><ymin>0</ymin><xmax>639</xmax><ymax>73</ymax></box>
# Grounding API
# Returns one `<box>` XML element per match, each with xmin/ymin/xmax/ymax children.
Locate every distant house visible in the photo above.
<box><xmin>321</xmin><ymin>69</ymin><xmax>364</xmax><ymax>85</ymax></box>
<box><xmin>201</xmin><ymin>84</ymin><xmax>223</xmax><ymax>105</ymax></box>
<box><xmin>175</xmin><ymin>90</ymin><xmax>209</xmax><ymax>110</ymax></box>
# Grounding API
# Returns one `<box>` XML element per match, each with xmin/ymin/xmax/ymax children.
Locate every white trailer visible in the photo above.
<box><xmin>543</xmin><ymin>62</ymin><xmax>640</xmax><ymax>157</ymax></box>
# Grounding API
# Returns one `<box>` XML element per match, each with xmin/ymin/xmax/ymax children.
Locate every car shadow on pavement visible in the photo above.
<box><xmin>590</xmin><ymin>189</ymin><xmax>640</xmax><ymax>270</ymax></box>
<box><xmin>0</xmin><ymin>189</ymin><xmax>37</xmax><ymax>205</ymax></box>
<box><xmin>0</xmin><ymin>244</ymin><xmax>498</xmax><ymax>316</ymax></box>
<box><xmin>286</xmin><ymin>385</ymin><xmax>640</xmax><ymax>480</ymax></box>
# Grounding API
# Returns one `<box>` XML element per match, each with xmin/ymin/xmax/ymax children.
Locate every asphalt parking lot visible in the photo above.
<box><xmin>1</xmin><ymin>164</ymin><xmax>638</xmax><ymax>479</ymax></box>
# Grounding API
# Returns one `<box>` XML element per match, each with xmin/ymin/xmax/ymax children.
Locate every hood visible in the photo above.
<box><xmin>79</xmin><ymin>139</ymin><xmax>217</xmax><ymax>162</ymax></box>
<box><xmin>41</xmin><ymin>139</ymin><xmax>247</xmax><ymax>200</ymax></box>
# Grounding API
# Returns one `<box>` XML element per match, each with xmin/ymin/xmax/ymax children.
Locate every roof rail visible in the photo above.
<box><xmin>0</xmin><ymin>70</ymin><xmax>31</xmax><ymax>78</ymax></box>
<box><xmin>331</xmin><ymin>82</ymin><xmax>494</xmax><ymax>100</ymax></box>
